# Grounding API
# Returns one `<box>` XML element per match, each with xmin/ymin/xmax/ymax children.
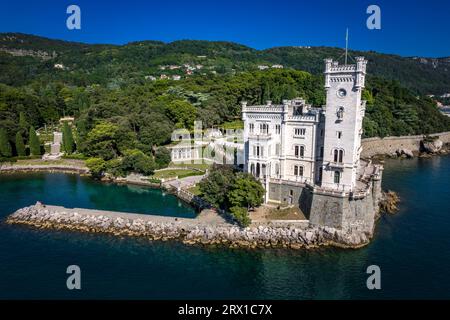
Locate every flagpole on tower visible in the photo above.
<box><xmin>345</xmin><ymin>28</ymin><xmax>349</xmax><ymax>65</ymax></box>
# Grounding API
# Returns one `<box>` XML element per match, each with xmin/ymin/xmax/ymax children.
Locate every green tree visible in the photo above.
<box><xmin>29</xmin><ymin>127</ymin><xmax>41</xmax><ymax>156</ymax></box>
<box><xmin>228</xmin><ymin>173</ymin><xmax>265</xmax><ymax>210</ymax></box>
<box><xmin>84</xmin><ymin>122</ymin><xmax>120</xmax><ymax>160</ymax></box>
<box><xmin>198</xmin><ymin>165</ymin><xmax>236</xmax><ymax>208</ymax></box>
<box><xmin>105</xmin><ymin>158</ymin><xmax>126</xmax><ymax>177</ymax></box>
<box><xmin>15</xmin><ymin>131</ymin><xmax>26</xmax><ymax>156</ymax></box>
<box><xmin>18</xmin><ymin>112</ymin><xmax>29</xmax><ymax>136</ymax></box>
<box><xmin>62</xmin><ymin>122</ymin><xmax>75</xmax><ymax>154</ymax></box>
<box><xmin>121</xmin><ymin>149</ymin><xmax>156</xmax><ymax>176</ymax></box>
<box><xmin>86</xmin><ymin>157</ymin><xmax>106</xmax><ymax>179</ymax></box>
<box><xmin>165</xmin><ymin>100</ymin><xmax>197</xmax><ymax>129</ymax></box>
<box><xmin>0</xmin><ymin>129</ymin><xmax>12</xmax><ymax>157</ymax></box>
<box><xmin>154</xmin><ymin>147</ymin><xmax>171</xmax><ymax>169</ymax></box>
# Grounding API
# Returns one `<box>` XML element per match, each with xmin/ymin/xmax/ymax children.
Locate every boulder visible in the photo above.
<box><xmin>422</xmin><ymin>139</ymin><xmax>443</xmax><ymax>153</ymax></box>
<box><xmin>396</xmin><ymin>148</ymin><xmax>414</xmax><ymax>158</ymax></box>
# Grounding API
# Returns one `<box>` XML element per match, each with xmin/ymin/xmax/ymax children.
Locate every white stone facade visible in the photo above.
<box><xmin>243</xmin><ymin>57</ymin><xmax>368</xmax><ymax>202</ymax></box>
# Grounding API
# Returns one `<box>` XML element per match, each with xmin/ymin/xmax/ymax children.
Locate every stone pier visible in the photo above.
<box><xmin>6</xmin><ymin>202</ymin><xmax>375</xmax><ymax>249</ymax></box>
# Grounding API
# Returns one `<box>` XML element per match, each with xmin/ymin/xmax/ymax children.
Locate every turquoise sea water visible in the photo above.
<box><xmin>0</xmin><ymin>156</ymin><xmax>449</xmax><ymax>299</ymax></box>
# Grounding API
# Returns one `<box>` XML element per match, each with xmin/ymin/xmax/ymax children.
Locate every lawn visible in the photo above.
<box><xmin>152</xmin><ymin>169</ymin><xmax>204</xmax><ymax>180</ymax></box>
<box><xmin>221</xmin><ymin>120</ymin><xmax>244</xmax><ymax>130</ymax></box>
<box><xmin>168</xmin><ymin>162</ymin><xmax>211</xmax><ymax>171</ymax></box>
<box><xmin>187</xmin><ymin>185</ymin><xmax>202</xmax><ymax>196</ymax></box>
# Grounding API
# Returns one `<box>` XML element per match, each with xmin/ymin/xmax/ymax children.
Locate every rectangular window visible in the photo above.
<box><xmin>294</xmin><ymin>166</ymin><xmax>298</xmax><ymax>176</ymax></box>
<box><xmin>295</xmin><ymin>145</ymin><xmax>299</xmax><ymax>158</ymax></box>
<box><xmin>320</xmin><ymin>129</ymin><xmax>324</xmax><ymax>137</ymax></box>
<box><xmin>260</xmin><ymin>123</ymin><xmax>269</xmax><ymax>134</ymax></box>
<box><xmin>294</xmin><ymin>128</ymin><xmax>306</xmax><ymax>136</ymax></box>
<box><xmin>337</xmin><ymin>131</ymin><xmax>342</xmax><ymax>139</ymax></box>
<box><xmin>275</xmin><ymin>124</ymin><xmax>281</xmax><ymax>134</ymax></box>
<box><xmin>320</xmin><ymin>146</ymin><xmax>324</xmax><ymax>158</ymax></box>
<box><xmin>249</xmin><ymin>123</ymin><xmax>254</xmax><ymax>133</ymax></box>
<box><xmin>334</xmin><ymin>171</ymin><xmax>341</xmax><ymax>184</ymax></box>
<box><xmin>275</xmin><ymin>143</ymin><xmax>280</xmax><ymax>156</ymax></box>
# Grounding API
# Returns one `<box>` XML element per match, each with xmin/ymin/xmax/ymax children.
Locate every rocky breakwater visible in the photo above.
<box><xmin>6</xmin><ymin>203</ymin><xmax>374</xmax><ymax>249</ymax></box>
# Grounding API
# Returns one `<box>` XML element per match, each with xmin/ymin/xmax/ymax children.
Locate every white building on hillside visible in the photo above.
<box><xmin>243</xmin><ymin>57</ymin><xmax>371</xmax><ymax>203</ymax></box>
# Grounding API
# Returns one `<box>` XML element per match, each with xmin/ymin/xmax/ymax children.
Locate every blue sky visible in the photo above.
<box><xmin>0</xmin><ymin>0</ymin><xmax>449</xmax><ymax>57</ymax></box>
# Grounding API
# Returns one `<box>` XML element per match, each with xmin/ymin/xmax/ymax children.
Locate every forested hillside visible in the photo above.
<box><xmin>1</xmin><ymin>32</ymin><xmax>450</xmax><ymax>163</ymax></box>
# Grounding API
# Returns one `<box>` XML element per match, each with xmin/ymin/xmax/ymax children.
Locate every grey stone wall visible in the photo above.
<box><xmin>308</xmin><ymin>178</ymin><xmax>382</xmax><ymax>233</ymax></box>
<box><xmin>269</xmin><ymin>176</ymin><xmax>383</xmax><ymax>235</ymax></box>
<box><xmin>361</xmin><ymin>131</ymin><xmax>450</xmax><ymax>157</ymax></box>
<box><xmin>268</xmin><ymin>182</ymin><xmax>304</xmax><ymax>207</ymax></box>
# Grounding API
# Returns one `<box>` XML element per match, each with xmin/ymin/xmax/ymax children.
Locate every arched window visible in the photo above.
<box><xmin>333</xmin><ymin>149</ymin><xmax>344</xmax><ymax>163</ymax></box>
<box><xmin>300</xmin><ymin>146</ymin><xmax>305</xmax><ymax>157</ymax></box>
<box><xmin>294</xmin><ymin>165</ymin><xmax>299</xmax><ymax>176</ymax></box>
<box><xmin>260</xmin><ymin>123</ymin><xmax>269</xmax><ymax>134</ymax></box>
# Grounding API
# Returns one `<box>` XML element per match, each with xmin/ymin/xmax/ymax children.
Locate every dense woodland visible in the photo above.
<box><xmin>1</xmin><ymin>33</ymin><xmax>450</xmax><ymax>168</ymax></box>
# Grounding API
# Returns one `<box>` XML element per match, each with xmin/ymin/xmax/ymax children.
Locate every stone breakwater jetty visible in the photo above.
<box><xmin>6</xmin><ymin>203</ymin><xmax>373</xmax><ymax>249</ymax></box>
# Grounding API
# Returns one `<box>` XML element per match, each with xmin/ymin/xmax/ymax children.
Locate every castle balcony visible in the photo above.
<box><xmin>270</xmin><ymin>176</ymin><xmax>314</xmax><ymax>187</ymax></box>
<box><xmin>305</xmin><ymin>181</ymin><xmax>351</xmax><ymax>197</ymax></box>
<box><xmin>327</xmin><ymin>161</ymin><xmax>345</xmax><ymax>169</ymax></box>
<box><xmin>248</xmin><ymin>132</ymin><xmax>272</xmax><ymax>140</ymax></box>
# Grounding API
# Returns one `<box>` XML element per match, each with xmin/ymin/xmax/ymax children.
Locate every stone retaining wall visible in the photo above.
<box><xmin>361</xmin><ymin>131</ymin><xmax>450</xmax><ymax>157</ymax></box>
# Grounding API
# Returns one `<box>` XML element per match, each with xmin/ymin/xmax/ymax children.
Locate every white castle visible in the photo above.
<box><xmin>169</xmin><ymin>57</ymin><xmax>382</xmax><ymax>232</ymax></box>
<box><xmin>242</xmin><ymin>57</ymin><xmax>383</xmax><ymax>232</ymax></box>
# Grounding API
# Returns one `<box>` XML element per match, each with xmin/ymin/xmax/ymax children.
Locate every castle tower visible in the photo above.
<box><xmin>320</xmin><ymin>57</ymin><xmax>367</xmax><ymax>192</ymax></box>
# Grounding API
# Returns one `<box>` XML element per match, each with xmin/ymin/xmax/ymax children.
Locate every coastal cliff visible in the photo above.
<box><xmin>6</xmin><ymin>203</ymin><xmax>374</xmax><ymax>249</ymax></box>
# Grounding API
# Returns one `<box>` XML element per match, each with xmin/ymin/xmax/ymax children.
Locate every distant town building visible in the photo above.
<box><xmin>258</xmin><ymin>65</ymin><xmax>269</xmax><ymax>70</ymax></box>
<box><xmin>172</xmin><ymin>75</ymin><xmax>181</xmax><ymax>81</ymax></box>
<box><xmin>271</xmin><ymin>64</ymin><xmax>284</xmax><ymax>69</ymax></box>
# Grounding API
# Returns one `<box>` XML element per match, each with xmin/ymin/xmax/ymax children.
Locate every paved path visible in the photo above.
<box><xmin>41</xmin><ymin>205</ymin><xmax>229</xmax><ymax>226</ymax></box>
<box><xmin>163</xmin><ymin>174</ymin><xmax>206</xmax><ymax>190</ymax></box>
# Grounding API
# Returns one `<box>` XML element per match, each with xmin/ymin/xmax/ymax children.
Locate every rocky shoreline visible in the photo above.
<box><xmin>0</xmin><ymin>163</ymin><xmax>89</xmax><ymax>174</ymax></box>
<box><xmin>5</xmin><ymin>203</ymin><xmax>373</xmax><ymax>249</ymax></box>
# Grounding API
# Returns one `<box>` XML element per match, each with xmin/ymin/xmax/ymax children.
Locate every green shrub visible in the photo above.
<box><xmin>86</xmin><ymin>157</ymin><xmax>106</xmax><ymax>178</ymax></box>
<box><xmin>230</xmin><ymin>206</ymin><xmax>251</xmax><ymax>227</ymax></box>
<box><xmin>105</xmin><ymin>158</ymin><xmax>125</xmax><ymax>177</ymax></box>
<box><xmin>62</xmin><ymin>153</ymin><xmax>87</xmax><ymax>160</ymax></box>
